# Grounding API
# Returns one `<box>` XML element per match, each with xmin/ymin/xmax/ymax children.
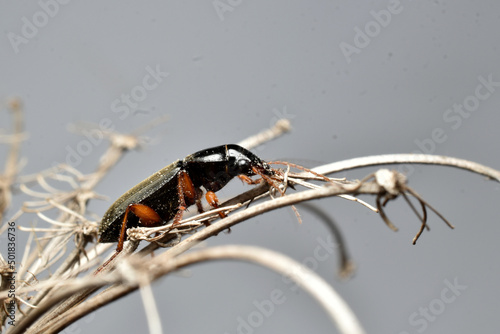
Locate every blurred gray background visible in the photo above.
<box><xmin>2</xmin><ymin>1</ymin><xmax>500</xmax><ymax>333</ymax></box>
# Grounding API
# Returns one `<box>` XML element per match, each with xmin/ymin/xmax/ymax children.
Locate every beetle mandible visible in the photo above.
<box><xmin>98</xmin><ymin>144</ymin><xmax>280</xmax><ymax>252</ymax></box>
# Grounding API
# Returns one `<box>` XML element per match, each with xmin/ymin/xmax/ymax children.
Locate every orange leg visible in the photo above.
<box><xmin>205</xmin><ymin>191</ymin><xmax>229</xmax><ymax>231</ymax></box>
<box><xmin>117</xmin><ymin>203</ymin><xmax>162</xmax><ymax>252</ymax></box>
<box><xmin>238</xmin><ymin>174</ymin><xmax>262</xmax><ymax>185</ymax></box>
<box><xmin>172</xmin><ymin>170</ymin><xmax>198</xmax><ymax>225</ymax></box>
<box><xmin>205</xmin><ymin>191</ymin><xmax>226</xmax><ymax>218</ymax></box>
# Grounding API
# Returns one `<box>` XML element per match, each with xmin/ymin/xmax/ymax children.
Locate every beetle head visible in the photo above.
<box><xmin>226</xmin><ymin>145</ymin><xmax>275</xmax><ymax>178</ymax></box>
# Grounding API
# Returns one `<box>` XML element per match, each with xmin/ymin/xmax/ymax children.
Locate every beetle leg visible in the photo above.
<box><xmin>238</xmin><ymin>174</ymin><xmax>262</xmax><ymax>185</ymax></box>
<box><xmin>195</xmin><ymin>188</ymin><xmax>204</xmax><ymax>214</ymax></box>
<box><xmin>173</xmin><ymin>170</ymin><xmax>198</xmax><ymax>225</ymax></box>
<box><xmin>205</xmin><ymin>191</ymin><xmax>226</xmax><ymax>218</ymax></box>
<box><xmin>206</xmin><ymin>191</ymin><xmax>230</xmax><ymax>232</ymax></box>
<box><xmin>117</xmin><ymin>203</ymin><xmax>162</xmax><ymax>252</ymax></box>
<box><xmin>251</xmin><ymin>166</ymin><xmax>285</xmax><ymax>196</ymax></box>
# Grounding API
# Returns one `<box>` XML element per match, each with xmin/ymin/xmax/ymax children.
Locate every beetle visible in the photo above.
<box><xmin>98</xmin><ymin>144</ymin><xmax>279</xmax><ymax>252</ymax></box>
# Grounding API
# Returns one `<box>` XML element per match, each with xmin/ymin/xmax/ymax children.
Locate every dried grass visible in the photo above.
<box><xmin>1</xmin><ymin>100</ymin><xmax>499</xmax><ymax>334</ymax></box>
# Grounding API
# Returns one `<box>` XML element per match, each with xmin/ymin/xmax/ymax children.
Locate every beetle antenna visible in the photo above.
<box><xmin>252</xmin><ymin>165</ymin><xmax>303</xmax><ymax>224</ymax></box>
<box><xmin>268</xmin><ymin>161</ymin><xmax>334</xmax><ymax>185</ymax></box>
<box><xmin>251</xmin><ymin>166</ymin><xmax>286</xmax><ymax>196</ymax></box>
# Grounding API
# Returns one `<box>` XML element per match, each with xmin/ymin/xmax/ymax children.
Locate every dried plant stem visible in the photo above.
<box><xmin>40</xmin><ymin>245</ymin><xmax>366</xmax><ymax>334</ymax></box>
<box><xmin>54</xmin><ymin>154</ymin><xmax>498</xmax><ymax>331</ymax></box>
<box><xmin>222</xmin><ymin>154</ymin><xmax>500</xmax><ymax>217</ymax></box>
<box><xmin>29</xmin><ymin>181</ymin><xmax>382</xmax><ymax>333</ymax></box>
<box><xmin>11</xmin><ymin>120</ymin><xmax>290</xmax><ymax>331</ymax></box>
<box><xmin>15</xmin><ymin>241</ymin><xmax>139</xmax><ymax>334</ymax></box>
<box><xmin>237</xmin><ymin>119</ymin><xmax>291</xmax><ymax>150</ymax></box>
<box><xmin>299</xmin><ymin>203</ymin><xmax>354</xmax><ymax>278</ymax></box>
<box><xmin>42</xmin><ymin>154</ymin><xmax>500</xmax><ymax>333</ymax></box>
<box><xmin>313</xmin><ymin>153</ymin><xmax>500</xmax><ymax>182</ymax></box>
<box><xmin>161</xmin><ymin>182</ymin><xmax>381</xmax><ymax>257</ymax></box>
<box><xmin>139</xmin><ymin>245</ymin><xmax>366</xmax><ymax>334</ymax></box>
<box><xmin>7</xmin><ymin>113</ymin><xmax>500</xmax><ymax>334</ymax></box>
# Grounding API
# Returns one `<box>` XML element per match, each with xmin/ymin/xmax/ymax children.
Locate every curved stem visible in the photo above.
<box><xmin>20</xmin><ymin>153</ymin><xmax>500</xmax><ymax>334</ymax></box>
<box><xmin>313</xmin><ymin>154</ymin><xmax>500</xmax><ymax>182</ymax></box>
<box><xmin>43</xmin><ymin>245</ymin><xmax>366</xmax><ymax>334</ymax></box>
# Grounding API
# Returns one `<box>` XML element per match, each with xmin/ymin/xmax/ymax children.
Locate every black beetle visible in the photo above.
<box><xmin>99</xmin><ymin>144</ymin><xmax>278</xmax><ymax>251</ymax></box>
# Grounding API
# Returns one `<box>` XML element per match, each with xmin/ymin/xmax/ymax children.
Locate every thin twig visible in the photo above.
<box><xmin>298</xmin><ymin>203</ymin><xmax>355</xmax><ymax>278</ymax></box>
<box><xmin>41</xmin><ymin>245</ymin><xmax>366</xmax><ymax>334</ymax></box>
<box><xmin>237</xmin><ymin>119</ymin><xmax>291</xmax><ymax>150</ymax></box>
<box><xmin>313</xmin><ymin>154</ymin><xmax>500</xmax><ymax>182</ymax></box>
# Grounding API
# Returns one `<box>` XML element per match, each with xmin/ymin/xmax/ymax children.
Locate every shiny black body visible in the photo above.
<box><xmin>98</xmin><ymin>144</ymin><xmax>274</xmax><ymax>243</ymax></box>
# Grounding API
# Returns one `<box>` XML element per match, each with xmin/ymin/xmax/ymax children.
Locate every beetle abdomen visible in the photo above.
<box><xmin>98</xmin><ymin>161</ymin><xmax>182</xmax><ymax>243</ymax></box>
